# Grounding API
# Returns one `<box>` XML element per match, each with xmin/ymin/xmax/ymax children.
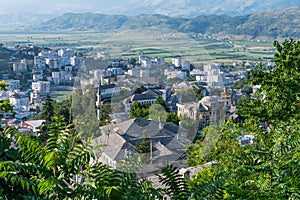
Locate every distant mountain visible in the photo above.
<box><xmin>33</xmin><ymin>7</ymin><xmax>300</xmax><ymax>40</ymax></box>
<box><xmin>1</xmin><ymin>1</ymin><xmax>299</xmax><ymax>29</ymax></box>
<box><xmin>2</xmin><ymin>0</ymin><xmax>299</xmax><ymax>19</ymax></box>
<box><xmin>33</xmin><ymin>13</ymin><xmax>188</xmax><ymax>32</ymax></box>
<box><xmin>0</xmin><ymin>13</ymin><xmax>55</xmax><ymax>30</ymax></box>
<box><xmin>105</xmin><ymin>0</ymin><xmax>300</xmax><ymax>17</ymax></box>
<box><xmin>179</xmin><ymin>7</ymin><xmax>300</xmax><ymax>39</ymax></box>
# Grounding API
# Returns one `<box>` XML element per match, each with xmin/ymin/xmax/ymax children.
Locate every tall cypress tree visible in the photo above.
<box><xmin>38</xmin><ymin>95</ymin><xmax>54</xmax><ymax>122</ymax></box>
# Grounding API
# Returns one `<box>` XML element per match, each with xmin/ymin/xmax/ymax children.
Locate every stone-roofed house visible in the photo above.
<box><xmin>124</xmin><ymin>87</ymin><xmax>173</xmax><ymax>113</ymax></box>
<box><xmin>98</xmin><ymin>83</ymin><xmax>120</xmax><ymax>100</ymax></box>
<box><xmin>124</xmin><ymin>92</ymin><xmax>158</xmax><ymax>112</ymax></box>
<box><xmin>177</xmin><ymin>96</ymin><xmax>227</xmax><ymax>129</ymax></box>
<box><xmin>142</xmin><ymin>89</ymin><xmax>162</xmax><ymax>98</ymax></box>
<box><xmin>166</xmin><ymin>95</ymin><xmax>178</xmax><ymax>112</ymax></box>
<box><xmin>92</xmin><ymin>118</ymin><xmax>191</xmax><ymax>171</ymax></box>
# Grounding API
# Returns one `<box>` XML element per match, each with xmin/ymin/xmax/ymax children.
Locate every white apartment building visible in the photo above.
<box><xmin>172</xmin><ymin>57</ymin><xmax>182</xmax><ymax>67</ymax></box>
<box><xmin>9</xmin><ymin>93</ymin><xmax>29</xmax><ymax>111</ymax></box>
<box><xmin>30</xmin><ymin>81</ymin><xmax>50</xmax><ymax>103</ymax></box>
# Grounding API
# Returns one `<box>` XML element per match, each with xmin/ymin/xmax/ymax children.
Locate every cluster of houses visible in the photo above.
<box><xmin>13</xmin><ymin>47</ymin><xmax>84</xmax><ymax>85</ymax></box>
<box><xmin>1</xmin><ymin>46</ymin><xmax>85</xmax><ymax>129</ymax></box>
<box><xmin>94</xmin><ymin>78</ymin><xmax>246</xmax><ymax>170</ymax></box>
<box><xmin>88</xmin><ymin>56</ymin><xmax>253</xmax><ymax>173</ymax></box>
<box><xmin>1</xmin><ymin>46</ymin><xmax>256</xmax><ymax>175</ymax></box>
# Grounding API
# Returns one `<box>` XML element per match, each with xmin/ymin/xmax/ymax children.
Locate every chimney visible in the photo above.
<box><xmin>179</xmin><ymin>121</ymin><xmax>183</xmax><ymax>127</ymax></box>
<box><xmin>150</xmin><ymin>140</ymin><xmax>153</xmax><ymax>165</ymax></box>
<box><xmin>158</xmin><ymin>116</ymin><xmax>163</xmax><ymax>129</ymax></box>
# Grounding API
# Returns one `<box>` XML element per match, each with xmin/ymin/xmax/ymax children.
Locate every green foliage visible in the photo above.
<box><xmin>186</xmin><ymin>75</ymin><xmax>196</xmax><ymax>82</ymax></box>
<box><xmin>53</xmin><ymin>98</ymin><xmax>72</xmax><ymax>124</ymax></box>
<box><xmin>0</xmin><ymin>79</ymin><xmax>161</xmax><ymax>200</ymax></box>
<box><xmin>180</xmin><ymin>116</ymin><xmax>199</xmax><ymax>139</ymax></box>
<box><xmin>99</xmin><ymin>102</ymin><xmax>111</xmax><ymax>126</ymax></box>
<box><xmin>158</xmin><ymin>164</ymin><xmax>189</xmax><ymax>200</ymax></box>
<box><xmin>34</xmin><ymin>95</ymin><xmax>54</xmax><ymax>122</ymax></box>
<box><xmin>149</xmin><ymin>102</ymin><xmax>179</xmax><ymax>125</ymax></box>
<box><xmin>166</xmin><ymin>112</ymin><xmax>180</xmax><ymax>125</ymax></box>
<box><xmin>2</xmin><ymin>38</ymin><xmax>300</xmax><ymax>199</ymax></box>
<box><xmin>155</xmin><ymin>97</ymin><xmax>166</xmax><ymax>110</ymax></box>
<box><xmin>129</xmin><ymin>101</ymin><xmax>151</xmax><ymax>119</ymax></box>
<box><xmin>186</xmin><ymin>125</ymin><xmax>221</xmax><ymax>166</ymax></box>
<box><xmin>238</xmin><ymin>39</ymin><xmax>300</xmax><ymax>123</ymax></box>
<box><xmin>0</xmin><ymin>81</ymin><xmax>14</xmax><ymax>116</ymax></box>
<box><xmin>135</xmin><ymin>133</ymin><xmax>150</xmax><ymax>154</ymax></box>
<box><xmin>231</xmin><ymin>72</ymin><xmax>252</xmax><ymax>94</ymax></box>
<box><xmin>72</xmin><ymin>85</ymin><xmax>101</xmax><ymax>139</ymax></box>
<box><xmin>149</xmin><ymin>104</ymin><xmax>168</xmax><ymax>122</ymax></box>
<box><xmin>187</xmin><ymin>39</ymin><xmax>300</xmax><ymax>199</ymax></box>
<box><xmin>134</xmin><ymin>132</ymin><xmax>151</xmax><ymax>164</ymax></box>
<box><xmin>193</xmin><ymin>87</ymin><xmax>203</xmax><ymax>101</ymax></box>
<box><xmin>0</xmin><ymin>116</ymin><xmax>163</xmax><ymax>199</ymax></box>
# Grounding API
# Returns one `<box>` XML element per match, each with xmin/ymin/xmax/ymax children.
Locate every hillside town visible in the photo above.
<box><xmin>0</xmin><ymin>1</ymin><xmax>299</xmax><ymax>198</ymax></box>
<box><xmin>0</xmin><ymin>44</ymin><xmax>267</xmax><ymax>173</ymax></box>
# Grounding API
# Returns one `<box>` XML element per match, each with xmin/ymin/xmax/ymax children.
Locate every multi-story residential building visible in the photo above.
<box><xmin>172</xmin><ymin>57</ymin><xmax>182</xmax><ymax>67</ymax></box>
<box><xmin>154</xmin><ymin>57</ymin><xmax>165</xmax><ymax>65</ymax></box>
<box><xmin>9</xmin><ymin>92</ymin><xmax>29</xmax><ymax>111</ymax></box>
<box><xmin>164</xmin><ymin>70</ymin><xmax>187</xmax><ymax>80</ymax></box>
<box><xmin>52</xmin><ymin>71</ymin><xmax>60</xmax><ymax>85</ymax></box>
<box><xmin>64</xmin><ymin>64</ymin><xmax>73</xmax><ymax>72</ymax></box>
<box><xmin>96</xmin><ymin>52</ymin><xmax>110</xmax><ymax>60</ymax></box>
<box><xmin>32</xmin><ymin>74</ymin><xmax>43</xmax><ymax>82</ymax></box>
<box><xmin>220</xmin><ymin>87</ymin><xmax>232</xmax><ymax>108</ymax></box>
<box><xmin>177</xmin><ymin>96</ymin><xmax>227</xmax><ymax>129</ymax></box>
<box><xmin>13</xmin><ymin>59</ymin><xmax>27</xmax><ymax>72</ymax></box>
<box><xmin>141</xmin><ymin>59</ymin><xmax>151</xmax><ymax>68</ymax></box>
<box><xmin>33</xmin><ymin>56</ymin><xmax>46</xmax><ymax>71</ymax></box>
<box><xmin>202</xmin><ymin>64</ymin><xmax>225</xmax><ymax>87</ymax></box>
<box><xmin>60</xmin><ymin>57</ymin><xmax>70</xmax><ymax>67</ymax></box>
<box><xmin>103</xmin><ymin>67</ymin><xmax>124</xmax><ymax>77</ymax></box>
<box><xmin>139</xmin><ymin>55</ymin><xmax>150</xmax><ymax>64</ymax></box>
<box><xmin>96</xmin><ymin>83</ymin><xmax>121</xmax><ymax>119</ymax></box>
<box><xmin>124</xmin><ymin>93</ymin><xmax>158</xmax><ymax>113</ymax></box>
<box><xmin>127</xmin><ymin>68</ymin><xmax>140</xmax><ymax>77</ymax></box>
<box><xmin>58</xmin><ymin>49</ymin><xmax>75</xmax><ymax>58</ymax></box>
<box><xmin>30</xmin><ymin>81</ymin><xmax>50</xmax><ymax>103</ymax></box>
<box><xmin>6</xmin><ymin>79</ymin><xmax>20</xmax><ymax>91</ymax></box>
<box><xmin>182</xmin><ymin>61</ymin><xmax>191</xmax><ymax>71</ymax></box>
<box><xmin>70</xmin><ymin>56</ymin><xmax>77</xmax><ymax>66</ymax></box>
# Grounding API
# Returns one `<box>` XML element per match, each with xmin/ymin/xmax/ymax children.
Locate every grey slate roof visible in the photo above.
<box><xmin>131</xmin><ymin>93</ymin><xmax>157</xmax><ymax>101</ymax></box>
<box><xmin>95</xmin><ymin>118</ymin><xmax>191</xmax><ymax>164</ymax></box>
<box><xmin>100</xmin><ymin>84</ymin><xmax>116</xmax><ymax>90</ymax></box>
<box><xmin>142</xmin><ymin>89</ymin><xmax>162</xmax><ymax>97</ymax></box>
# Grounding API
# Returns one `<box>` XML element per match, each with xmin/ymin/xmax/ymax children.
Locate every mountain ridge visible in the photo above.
<box><xmin>32</xmin><ymin>6</ymin><xmax>300</xmax><ymax>40</ymax></box>
<box><xmin>102</xmin><ymin>0</ymin><xmax>300</xmax><ymax>17</ymax></box>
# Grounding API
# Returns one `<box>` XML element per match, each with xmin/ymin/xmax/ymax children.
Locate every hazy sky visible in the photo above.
<box><xmin>0</xmin><ymin>0</ymin><xmax>125</xmax><ymax>15</ymax></box>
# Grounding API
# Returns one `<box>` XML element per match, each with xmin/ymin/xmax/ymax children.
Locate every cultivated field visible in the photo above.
<box><xmin>0</xmin><ymin>28</ymin><xmax>276</xmax><ymax>66</ymax></box>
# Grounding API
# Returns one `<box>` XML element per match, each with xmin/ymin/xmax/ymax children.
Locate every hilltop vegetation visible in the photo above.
<box><xmin>34</xmin><ymin>7</ymin><xmax>300</xmax><ymax>40</ymax></box>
